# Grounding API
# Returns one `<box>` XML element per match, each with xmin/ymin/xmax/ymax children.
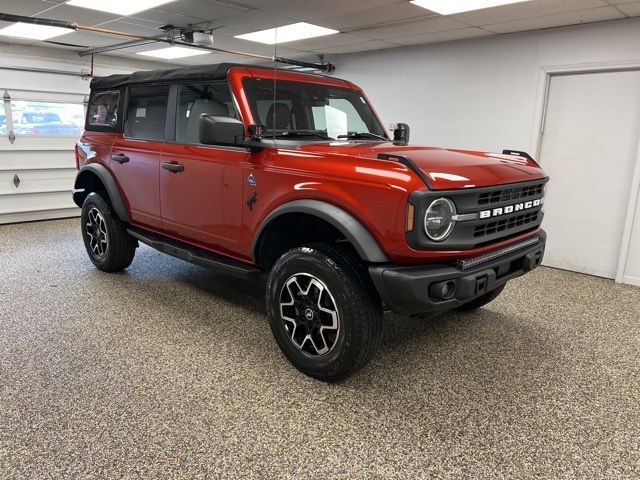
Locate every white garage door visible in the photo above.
<box><xmin>1</xmin><ymin>70</ymin><xmax>87</xmax><ymax>225</ymax></box>
<box><xmin>539</xmin><ymin>70</ymin><xmax>640</xmax><ymax>279</ymax></box>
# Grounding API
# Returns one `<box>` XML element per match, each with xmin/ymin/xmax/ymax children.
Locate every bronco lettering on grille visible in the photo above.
<box><xmin>479</xmin><ymin>199</ymin><xmax>542</xmax><ymax>219</ymax></box>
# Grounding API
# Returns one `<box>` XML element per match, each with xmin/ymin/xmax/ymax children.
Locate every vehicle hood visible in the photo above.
<box><xmin>296</xmin><ymin>141</ymin><xmax>545</xmax><ymax>190</ymax></box>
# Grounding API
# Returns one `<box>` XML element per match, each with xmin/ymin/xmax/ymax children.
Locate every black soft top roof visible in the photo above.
<box><xmin>90</xmin><ymin>62</ymin><xmax>252</xmax><ymax>90</ymax></box>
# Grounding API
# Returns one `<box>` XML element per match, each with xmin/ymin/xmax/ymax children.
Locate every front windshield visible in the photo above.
<box><xmin>243</xmin><ymin>77</ymin><xmax>388</xmax><ymax>141</ymax></box>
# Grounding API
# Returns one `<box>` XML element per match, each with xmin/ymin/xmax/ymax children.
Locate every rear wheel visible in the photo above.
<box><xmin>266</xmin><ymin>244</ymin><xmax>383</xmax><ymax>381</ymax></box>
<box><xmin>81</xmin><ymin>192</ymin><xmax>136</xmax><ymax>272</ymax></box>
<box><xmin>455</xmin><ymin>284</ymin><xmax>505</xmax><ymax>311</ymax></box>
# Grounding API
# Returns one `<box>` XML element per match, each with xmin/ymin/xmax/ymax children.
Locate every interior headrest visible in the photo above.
<box><xmin>266</xmin><ymin>103</ymin><xmax>291</xmax><ymax>130</ymax></box>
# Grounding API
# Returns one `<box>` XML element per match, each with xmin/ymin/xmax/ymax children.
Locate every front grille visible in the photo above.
<box><xmin>473</xmin><ymin>211</ymin><xmax>539</xmax><ymax>238</ymax></box>
<box><xmin>477</xmin><ymin>182</ymin><xmax>544</xmax><ymax>206</ymax></box>
<box><xmin>407</xmin><ymin>177</ymin><xmax>548</xmax><ymax>250</ymax></box>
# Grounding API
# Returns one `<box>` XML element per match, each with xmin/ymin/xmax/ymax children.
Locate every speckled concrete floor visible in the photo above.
<box><xmin>0</xmin><ymin>218</ymin><xmax>639</xmax><ymax>479</ymax></box>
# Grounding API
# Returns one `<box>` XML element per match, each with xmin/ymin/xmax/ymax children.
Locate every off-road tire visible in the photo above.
<box><xmin>81</xmin><ymin>192</ymin><xmax>136</xmax><ymax>272</ymax></box>
<box><xmin>266</xmin><ymin>243</ymin><xmax>383</xmax><ymax>381</ymax></box>
<box><xmin>455</xmin><ymin>284</ymin><xmax>506</xmax><ymax>311</ymax></box>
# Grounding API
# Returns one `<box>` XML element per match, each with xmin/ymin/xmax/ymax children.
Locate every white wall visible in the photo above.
<box><xmin>331</xmin><ymin>17</ymin><xmax>640</xmax><ymax>285</ymax></box>
<box><xmin>332</xmin><ymin>17</ymin><xmax>640</xmax><ymax>153</ymax></box>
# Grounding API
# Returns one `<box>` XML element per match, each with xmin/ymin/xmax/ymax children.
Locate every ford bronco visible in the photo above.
<box><xmin>73</xmin><ymin>63</ymin><xmax>547</xmax><ymax>381</ymax></box>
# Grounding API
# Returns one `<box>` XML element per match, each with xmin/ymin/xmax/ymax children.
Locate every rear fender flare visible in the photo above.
<box><xmin>73</xmin><ymin>163</ymin><xmax>131</xmax><ymax>223</ymax></box>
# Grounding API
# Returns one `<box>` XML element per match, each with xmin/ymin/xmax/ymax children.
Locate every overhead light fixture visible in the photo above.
<box><xmin>410</xmin><ymin>0</ymin><xmax>532</xmax><ymax>15</ymax></box>
<box><xmin>136</xmin><ymin>46</ymin><xmax>209</xmax><ymax>59</ymax></box>
<box><xmin>0</xmin><ymin>22</ymin><xmax>73</xmax><ymax>41</ymax></box>
<box><xmin>235</xmin><ymin>22</ymin><xmax>339</xmax><ymax>45</ymax></box>
<box><xmin>66</xmin><ymin>0</ymin><xmax>177</xmax><ymax>16</ymax></box>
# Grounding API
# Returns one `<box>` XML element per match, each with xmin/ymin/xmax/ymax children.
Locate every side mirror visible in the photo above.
<box><xmin>199</xmin><ymin>115</ymin><xmax>245</xmax><ymax>147</ymax></box>
<box><xmin>392</xmin><ymin>123</ymin><xmax>410</xmax><ymax>145</ymax></box>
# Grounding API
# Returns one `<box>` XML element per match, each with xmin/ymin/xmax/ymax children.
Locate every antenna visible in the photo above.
<box><xmin>272</xmin><ymin>25</ymin><xmax>278</xmax><ymax>144</ymax></box>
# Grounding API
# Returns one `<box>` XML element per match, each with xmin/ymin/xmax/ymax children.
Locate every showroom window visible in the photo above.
<box><xmin>175</xmin><ymin>81</ymin><xmax>237</xmax><ymax>144</ymax></box>
<box><xmin>10</xmin><ymin>100</ymin><xmax>84</xmax><ymax>137</ymax></box>
<box><xmin>87</xmin><ymin>90</ymin><xmax>120</xmax><ymax>130</ymax></box>
<box><xmin>125</xmin><ymin>85</ymin><xmax>170</xmax><ymax>141</ymax></box>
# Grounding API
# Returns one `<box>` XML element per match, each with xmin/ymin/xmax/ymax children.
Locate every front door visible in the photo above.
<box><xmin>110</xmin><ymin>84</ymin><xmax>171</xmax><ymax>229</ymax></box>
<box><xmin>160</xmin><ymin>81</ymin><xmax>248</xmax><ymax>255</ymax></box>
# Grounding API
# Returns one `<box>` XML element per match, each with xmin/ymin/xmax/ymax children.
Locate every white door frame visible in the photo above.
<box><xmin>530</xmin><ymin>60</ymin><xmax>640</xmax><ymax>285</ymax></box>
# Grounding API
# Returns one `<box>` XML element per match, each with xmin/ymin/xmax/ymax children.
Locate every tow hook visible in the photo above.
<box><xmin>523</xmin><ymin>250</ymin><xmax>544</xmax><ymax>272</ymax></box>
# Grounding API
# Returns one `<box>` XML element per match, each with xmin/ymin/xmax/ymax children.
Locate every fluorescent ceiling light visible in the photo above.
<box><xmin>235</xmin><ymin>22</ymin><xmax>339</xmax><ymax>45</ymax></box>
<box><xmin>0</xmin><ymin>22</ymin><xmax>73</xmax><ymax>41</ymax></box>
<box><xmin>410</xmin><ymin>0</ymin><xmax>532</xmax><ymax>15</ymax></box>
<box><xmin>136</xmin><ymin>46</ymin><xmax>209</xmax><ymax>59</ymax></box>
<box><xmin>66</xmin><ymin>0</ymin><xmax>176</xmax><ymax>16</ymax></box>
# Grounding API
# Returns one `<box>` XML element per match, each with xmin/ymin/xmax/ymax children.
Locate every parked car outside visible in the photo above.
<box><xmin>14</xmin><ymin>111</ymin><xmax>82</xmax><ymax>136</ymax></box>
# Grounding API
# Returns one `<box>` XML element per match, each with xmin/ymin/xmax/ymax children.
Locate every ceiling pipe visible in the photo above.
<box><xmin>79</xmin><ymin>37</ymin><xmax>173</xmax><ymax>56</ymax></box>
<box><xmin>0</xmin><ymin>12</ymin><xmax>335</xmax><ymax>72</ymax></box>
<box><xmin>0</xmin><ymin>65</ymin><xmax>88</xmax><ymax>77</ymax></box>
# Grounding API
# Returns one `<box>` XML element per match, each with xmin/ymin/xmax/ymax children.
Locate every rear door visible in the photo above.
<box><xmin>110</xmin><ymin>84</ymin><xmax>170</xmax><ymax>229</ymax></box>
<box><xmin>160</xmin><ymin>80</ymin><xmax>248</xmax><ymax>254</ymax></box>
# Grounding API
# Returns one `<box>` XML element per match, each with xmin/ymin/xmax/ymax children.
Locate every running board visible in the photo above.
<box><xmin>127</xmin><ymin>227</ymin><xmax>261</xmax><ymax>280</ymax></box>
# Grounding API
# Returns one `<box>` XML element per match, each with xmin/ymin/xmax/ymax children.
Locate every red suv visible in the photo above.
<box><xmin>73</xmin><ymin>63</ymin><xmax>547</xmax><ymax>381</ymax></box>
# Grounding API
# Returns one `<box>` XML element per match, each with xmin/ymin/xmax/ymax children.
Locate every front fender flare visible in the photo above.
<box><xmin>73</xmin><ymin>163</ymin><xmax>131</xmax><ymax>223</ymax></box>
<box><xmin>252</xmin><ymin>199</ymin><xmax>390</xmax><ymax>263</ymax></box>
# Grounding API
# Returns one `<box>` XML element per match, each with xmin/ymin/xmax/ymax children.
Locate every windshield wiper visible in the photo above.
<box><xmin>275</xmin><ymin>130</ymin><xmax>333</xmax><ymax>140</ymax></box>
<box><xmin>338</xmin><ymin>132</ymin><xmax>388</xmax><ymax>141</ymax></box>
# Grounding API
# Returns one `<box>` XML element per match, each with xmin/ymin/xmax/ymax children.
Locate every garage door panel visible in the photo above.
<box><xmin>0</xmin><ymin>150</ymin><xmax>76</xmax><ymax>170</ymax></box>
<box><xmin>0</xmin><ymin>139</ymin><xmax>80</xmax><ymax>152</ymax></box>
<box><xmin>0</xmin><ymin>168</ymin><xmax>76</xmax><ymax>196</ymax></box>
<box><xmin>1</xmin><ymin>73</ymin><xmax>86</xmax><ymax>223</ymax></box>
<box><xmin>0</xmin><ymin>191</ymin><xmax>77</xmax><ymax>215</ymax></box>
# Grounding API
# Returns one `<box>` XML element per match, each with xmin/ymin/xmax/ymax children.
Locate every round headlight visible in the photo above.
<box><xmin>424</xmin><ymin>198</ymin><xmax>456</xmax><ymax>242</ymax></box>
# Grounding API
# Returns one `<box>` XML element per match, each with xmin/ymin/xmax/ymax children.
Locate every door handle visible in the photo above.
<box><xmin>162</xmin><ymin>162</ymin><xmax>184</xmax><ymax>173</ymax></box>
<box><xmin>111</xmin><ymin>153</ymin><xmax>129</xmax><ymax>164</ymax></box>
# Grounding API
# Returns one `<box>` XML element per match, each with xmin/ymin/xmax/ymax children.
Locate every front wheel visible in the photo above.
<box><xmin>81</xmin><ymin>192</ymin><xmax>137</xmax><ymax>272</ymax></box>
<box><xmin>266</xmin><ymin>244</ymin><xmax>383</xmax><ymax>381</ymax></box>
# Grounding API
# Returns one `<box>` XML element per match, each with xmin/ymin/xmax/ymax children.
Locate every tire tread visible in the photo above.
<box><xmin>81</xmin><ymin>192</ymin><xmax>136</xmax><ymax>272</ymax></box>
<box><xmin>266</xmin><ymin>242</ymin><xmax>383</xmax><ymax>381</ymax></box>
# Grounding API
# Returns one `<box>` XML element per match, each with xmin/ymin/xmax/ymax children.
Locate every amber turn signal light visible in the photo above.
<box><xmin>406</xmin><ymin>204</ymin><xmax>415</xmax><ymax>232</ymax></box>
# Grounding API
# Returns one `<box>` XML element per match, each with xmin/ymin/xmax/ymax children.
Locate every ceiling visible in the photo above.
<box><xmin>0</xmin><ymin>0</ymin><xmax>638</xmax><ymax>65</ymax></box>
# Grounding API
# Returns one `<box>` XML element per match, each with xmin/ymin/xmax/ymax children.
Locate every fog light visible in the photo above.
<box><xmin>429</xmin><ymin>280</ymin><xmax>456</xmax><ymax>300</ymax></box>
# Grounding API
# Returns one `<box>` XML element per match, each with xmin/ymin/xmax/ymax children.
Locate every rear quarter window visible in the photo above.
<box><xmin>86</xmin><ymin>90</ymin><xmax>120</xmax><ymax>131</ymax></box>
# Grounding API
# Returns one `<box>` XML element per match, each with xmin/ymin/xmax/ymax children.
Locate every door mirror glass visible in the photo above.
<box><xmin>199</xmin><ymin>115</ymin><xmax>245</xmax><ymax>146</ymax></box>
<box><xmin>393</xmin><ymin>123</ymin><xmax>410</xmax><ymax>145</ymax></box>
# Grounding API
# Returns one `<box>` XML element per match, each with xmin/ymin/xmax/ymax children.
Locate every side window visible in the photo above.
<box><xmin>87</xmin><ymin>90</ymin><xmax>120</xmax><ymax>130</ymax></box>
<box><xmin>175</xmin><ymin>81</ymin><xmax>237</xmax><ymax>144</ymax></box>
<box><xmin>125</xmin><ymin>85</ymin><xmax>170</xmax><ymax>141</ymax></box>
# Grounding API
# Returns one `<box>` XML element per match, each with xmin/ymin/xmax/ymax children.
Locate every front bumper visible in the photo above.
<box><xmin>369</xmin><ymin>230</ymin><xmax>546</xmax><ymax>316</ymax></box>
